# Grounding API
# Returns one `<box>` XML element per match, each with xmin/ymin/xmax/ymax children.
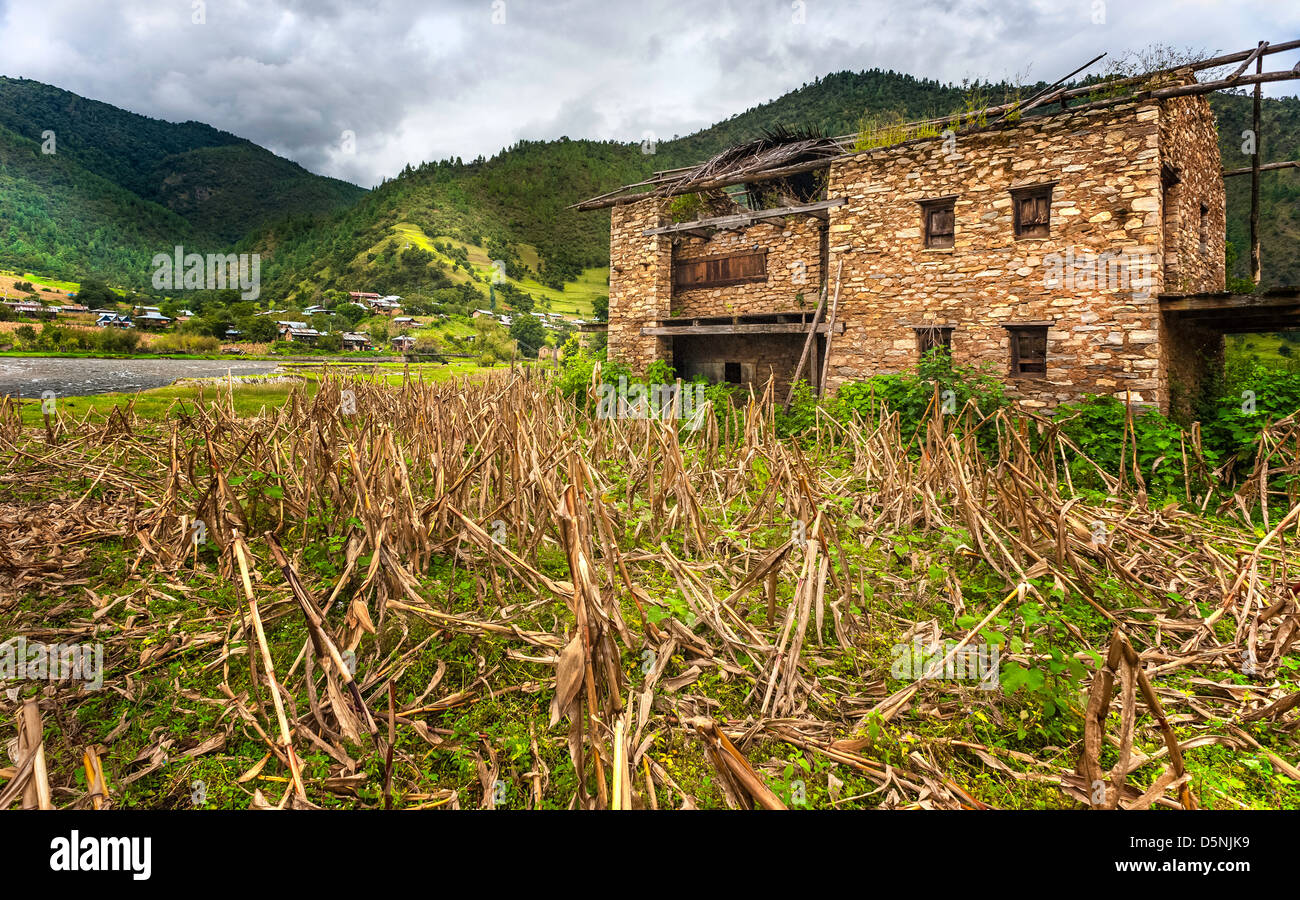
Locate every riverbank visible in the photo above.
<box><xmin>0</xmin><ymin>356</ymin><xmax>281</xmax><ymax>399</ymax></box>
<box><xmin>0</xmin><ymin>350</ymin><xmax>401</xmax><ymax>362</ymax></box>
<box><xmin>7</xmin><ymin>358</ymin><xmax>495</xmax><ymax>425</ymax></box>
<box><xmin>0</xmin><ymin>354</ymin><xmax>507</xmax><ymax>400</ymax></box>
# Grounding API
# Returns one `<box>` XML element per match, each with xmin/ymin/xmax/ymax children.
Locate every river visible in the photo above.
<box><xmin>0</xmin><ymin>356</ymin><xmax>282</xmax><ymax>398</ymax></box>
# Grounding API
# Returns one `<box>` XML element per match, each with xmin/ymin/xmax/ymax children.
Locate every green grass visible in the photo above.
<box><xmin>0</xmin><ymin>268</ymin><xmax>81</xmax><ymax>293</ymax></box>
<box><xmin>18</xmin><ymin>383</ymin><xmax>308</xmax><ymax>426</ymax></box>
<box><xmin>382</xmin><ymin>223</ymin><xmax>607</xmax><ymax>317</ymax></box>
<box><xmin>14</xmin><ymin>361</ymin><xmax>488</xmax><ymax>426</ymax></box>
<box><xmin>1227</xmin><ymin>333</ymin><xmax>1300</xmax><ymax>369</ymax></box>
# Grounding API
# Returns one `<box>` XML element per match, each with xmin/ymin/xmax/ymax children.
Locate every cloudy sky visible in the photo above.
<box><xmin>0</xmin><ymin>0</ymin><xmax>1295</xmax><ymax>187</ymax></box>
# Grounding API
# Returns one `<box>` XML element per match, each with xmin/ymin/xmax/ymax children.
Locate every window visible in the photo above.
<box><xmin>723</xmin><ymin>362</ymin><xmax>742</xmax><ymax>384</ymax></box>
<box><xmin>1005</xmin><ymin>325</ymin><xmax>1049</xmax><ymax>376</ymax></box>
<box><xmin>1199</xmin><ymin>203</ymin><xmax>1209</xmax><ymax>257</ymax></box>
<box><xmin>672</xmin><ymin>249</ymin><xmax>767</xmax><ymax>291</ymax></box>
<box><xmin>914</xmin><ymin>325</ymin><xmax>954</xmax><ymax>357</ymax></box>
<box><xmin>1162</xmin><ymin>166</ymin><xmax>1182</xmax><ymax>284</ymax></box>
<box><xmin>1011</xmin><ymin>184</ymin><xmax>1054</xmax><ymax>239</ymax></box>
<box><xmin>920</xmin><ymin>198</ymin><xmax>956</xmax><ymax>249</ymax></box>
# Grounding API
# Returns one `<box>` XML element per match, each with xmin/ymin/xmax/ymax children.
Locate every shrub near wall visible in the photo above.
<box><xmin>780</xmin><ymin>350</ymin><xmax>1009</xmax><ymax>451</ymax></box>
<box><xmin>1202</xmin><ymin>363</ymin><xmax>1300</xmax><ymax>471</ymax></box>
<box><xmin>1052</xmin><ymin>395</ymin><xmax>1201</xmax><ymax>498</ymax></box>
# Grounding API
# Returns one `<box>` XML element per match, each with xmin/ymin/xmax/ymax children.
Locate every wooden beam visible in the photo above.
<box><xmin>1150</xmin><ymin>68</ymin><xmax>1300</xmax><ymax>99</ymax></box>
<box><xmin>1225</xmin><ymin>41</ymin><xmax>1267</xmax><ymax>84</ymax></box>
<box><xmin>1176</xmin><ymin>316</ymin><xmax>1300</xmax><ymax>333</ymax></box>
<box><xmin>1159</xmin><ymin>292</ymin><xmax>1300</xmax><ymax>313</ymax></box>
<box><xmin>992</xmin><ymin>52</ymin><xmax>1107</xmax><ymax>125</ymax></box>
<box><xmin>642</xmin><ymin>322</ymin><xmax>845</xmax><ymax>337</ymax></box>
<box><xmin>784</xmin><ymin>287</ymin><xmax>827</xmax><ymax>410</ymax></box>
<box><xmin>808</xmin><ymin>320</ymin><xmax>819</xmax><ymax>391</ymax></box>
<box><xmin>1223</xmin><ymin>160</ymin><xmax>1300</xmax><ymax>177</ymax></box>
<box><xmin>643</xmin><ymin>198</ymin><xmax>845</xmax><ymax>236</ymax></box>
<box><xmin>817</xmin><ymin>259</ymin><xmax>844</xmax><ymax>397</ymax></box>
<box><xmin>1251</xmin><ymin>43</ymin><xmax>1264</xmax><ymax>286</ymax></box>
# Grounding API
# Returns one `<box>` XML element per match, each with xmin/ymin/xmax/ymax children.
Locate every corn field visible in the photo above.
<box><xmin>1</xmin><ymin>367</ymin><xmax>1298</xmax><ymax>810</ymax></box>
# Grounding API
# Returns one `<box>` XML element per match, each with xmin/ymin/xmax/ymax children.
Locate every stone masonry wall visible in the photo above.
<box><xmin>605</xmin><ymin>97</ymin><xmax>1227</xmax><ymax>413</ymax></box>
<box><xmin>822</xmin><ymin>101</ymin><xmax>1167</xmax><ymax>410</ymax></box>
<box><xmin>1157</xmin><ymin>94</ymin><xmax>1227</xmax><ymax>418</ymax></box>
<box><xmin>1159</xmin><ymin>95</ymin><xmax>1226</xmax><ymax>295</ymax></box>
<box><xmin>671</xmin><ymin>217</ymin><xmax>824</xmax><ymax>317</ymax></box>
<box><xmin>607</xmin><ymin>199</ymin><xmax>672</xmax><ymax>372</ymax></box>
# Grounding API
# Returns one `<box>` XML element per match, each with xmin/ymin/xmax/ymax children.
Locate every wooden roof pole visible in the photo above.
<box><xmin>1224</xmin><ymin>160</ymin><xmax>1300</xmax><ymax>177</ymax></box>
<box><xmin>1251</xmin><ymin>42</ymin><xmax>1265</xmax><ymax>285</ymax></box>
<box><xmin>817</xmin><ymin>259</ymin><xmax>844</xmax><ymax>397</ymax></box>
<box><xmin>991</xmin><ymin>52</ymin><xmax>1107</xmax><ymax>125</ymax></box>
<box><xmin>783</xmin><ymin>286</ymin><xmax>827</xmax><ymax>411</ymax></box>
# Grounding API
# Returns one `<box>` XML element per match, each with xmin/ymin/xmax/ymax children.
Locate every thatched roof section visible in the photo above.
<box><xmin>661</xmin><ymin>126</ymin><xmax>839</xmax><ymax>202</ymax></box>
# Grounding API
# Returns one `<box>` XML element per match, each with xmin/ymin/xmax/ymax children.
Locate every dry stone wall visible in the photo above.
<box><xmin>823</xmin><ymin>100</ymin><xmax>1168</xmax><ymax>410</ymax></box>
<box><xmin>607</xmin><ymin>199</ymin><xmax>672</xmax><ymax>372</ymax></box>
<box><xmin>604</xmin><ymin>96</ymin><xmax>1226</xmax><ymax>415</ymax></box>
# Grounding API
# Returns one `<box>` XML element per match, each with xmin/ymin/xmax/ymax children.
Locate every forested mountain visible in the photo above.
<box><xmin>0</xmin><ymin>123</ymin><xmax>197</xmax><ymax>285</ymax></box>
<box><xmin>2</xmin><ymin>70</ymin><xmax>1297</xmax><ymax>297</ymax></box>
<box><xmin>251</xmin><ymin>70</ymin><xmax>1299</xmax><ymax>300</ymax></box>
<box><xmin>0</xmin><ymin>76</ymin><xmax>364</xmax><ymax>287</ymax></box>
<box><xmin>0</xmin><ymin>78</ymin><xmax>364</xmax><ymax>241</ymax></box>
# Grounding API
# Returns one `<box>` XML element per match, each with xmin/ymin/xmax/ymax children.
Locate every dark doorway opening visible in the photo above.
<box><xmin>723</xmin><ymin>361</ymin><xmax>742</xmax><ymax>384</ymax></box>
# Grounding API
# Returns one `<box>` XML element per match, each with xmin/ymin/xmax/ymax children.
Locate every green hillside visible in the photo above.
<box><xmin>1</xmin><ymin>69</ymin><xmax>1296</xmax><ymax>303</ymax></box>
<box><xmin>248</xmin><ymin>137</ymin><xmax>646</xmax><ymax>302</ymax></box>
<box><xmin>0</xmin><ymin>76</ymin><xmax>364</xmax><ymax>247</ymax></box>
<box><xmin>0</xmin><ymin>123</ymin><xmax>197</xmax><ymax>286</ymax></box>
<box><xmin>253</xmin><ymin>69</ymin><xmax>1300</xmax><ymax>305</ymax></box>
<box><xmin>383</xmin><ymin>223</ymin><xmax>607</xmax><ymax>316</ymax></box>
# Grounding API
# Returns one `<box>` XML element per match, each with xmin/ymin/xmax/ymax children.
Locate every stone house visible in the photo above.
<box><xmin>341</xmin><ymin>332</ymin><xmax>373</xmax><ymax>351</ymax></box>
<box><xmin>578</xmin><ymin>57</ymin><xmax>1300</xmax><ymax>416</ymax></box>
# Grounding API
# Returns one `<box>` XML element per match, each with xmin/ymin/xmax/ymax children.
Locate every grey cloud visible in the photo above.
<box><xmin>0</xmin><ymin>0</ymin><xmax>1292</xmax><ymax>186</ymax></box>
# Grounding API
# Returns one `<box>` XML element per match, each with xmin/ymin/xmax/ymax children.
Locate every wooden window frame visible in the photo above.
<box><xmin>913</xmin><ymin>324</ymin><xmax>954</xmax><ymax>358</ymax></box>
<box><xmin>1004</xmin><ymin>324</ymin><xmax>1049</xmax><ymax>377</ymax></box>
<box><xmin>672</xmin><ymin>248</ymin><xmax>768</xmax><ymax>291</ymax></box>
<box><xmin>1011</xmin><ymin>183</ymin><xmax>1055</xmax><ymax>240</ymax></box>
<box><xmin>920</xmin><ymin>197</ymin><xmax>956</xmax><ymax>249</ymax></box>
